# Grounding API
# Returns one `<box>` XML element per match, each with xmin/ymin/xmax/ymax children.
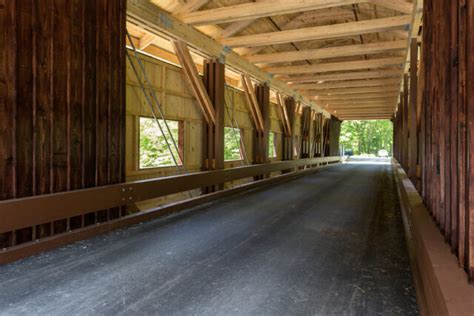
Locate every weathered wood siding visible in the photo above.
<box><xmin>0</xmin><ymin>0</ymin><xmax>126</xmax><ymax>246</ymax></box>
<box><xmin>394</xmin><ymin>0</ymin><xmax>474</xmax><ymax>280</ymax></box>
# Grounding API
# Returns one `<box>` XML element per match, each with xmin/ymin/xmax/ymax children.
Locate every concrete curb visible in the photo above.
<box><xmin>392</xmin><ymin>159</ymin><xmax>474</xmax><ymax>316</ymax></box>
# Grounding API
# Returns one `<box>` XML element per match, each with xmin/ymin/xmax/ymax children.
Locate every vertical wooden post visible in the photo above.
<box><xmin>308</xmin><ymin>110</ymin><xmax>314</xmax><ymax>158</ymax></box>
<box><xmin>398</xmin><ymin>94</ymin><xmax>404</xmax><ymax>166</ymax></box>
<box><xmin>300</xmin><ymin>106</ymin><xmax>311</xmax><ymax>158</ymax></box>
<box><xmin>251</xmin><ymin>83</ymin><xmax>270</xmax><ymax>180</ymax></box>
<box><xmin>449</xmin><ymin>0</ymin><xmax>459</xmax><ymax>251</ymax></box>
<box><xmin>409</xmin><ymin>39</ymin><xmax>418</xmax><ymax>183</ymax></box>
<box><xmin>322</xmin><ymin>117</ymin><xmax>330</xmax><ymax>157</ymax></box>
<box><xmin>314</xmin><ymin>113</ymin><xmax>324</xmax><ymax>157</ymax></box>
<box><xmin>328</xmin><ymin>116</ymin><xmax>341</xmax><ymax>156</ymax></box>
<box><xmin>466</xmin><ymin>0</ymin><xmax>474</xmax><ymax>280</ymax></box>
<box><xmin>282</xmin><ymin>97</ymin><xmax>296</xmax><ymax>161</ymax></box>
<box><xmin>403</xmin><ymin>75</ymin><xmax>409</xmax><ymax>170</ymax></box>
<box><xmin>202</xmin><ymin>59</ymin><xmax>225</xmax><ymax>192</ymax></box>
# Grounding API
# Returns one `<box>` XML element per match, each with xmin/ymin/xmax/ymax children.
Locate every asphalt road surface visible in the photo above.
<box><xmin>0</xmin><ymin>162</ymin><xmax>418</xmax><ymax>315</ymax></box>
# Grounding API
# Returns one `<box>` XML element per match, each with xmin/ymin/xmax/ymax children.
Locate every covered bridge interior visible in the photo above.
<box><xmin>1</xmin><ymin>0</ymin><xmax>474</xmax><ymax>314</ymax></box>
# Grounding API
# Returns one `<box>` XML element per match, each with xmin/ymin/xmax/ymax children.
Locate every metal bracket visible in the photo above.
<box><xmin>121</xmin><ymin>186</ymin><xmax>135</xmax><ymax>204</ymax></box>
<box><xmin>158</xmin><ymin>13</ymin><xmax>173</xmax><ymax>29</ymax></box>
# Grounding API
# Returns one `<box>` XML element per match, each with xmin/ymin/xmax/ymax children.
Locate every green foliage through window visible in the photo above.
<box><xmin>224</xmin><ymin>127</ymin><xmax>242</xmax><ymax>161</ymax></box>
<box><xmin>139</xmin><ymin>117</ymin><xmax>182</xmax><ymax>169</ymax></box>
<box><xmin>268</xmin><ymin>132</ymin><xmax>276</xmax><ymax>158</ymax></box>
<box><xmin>340</xmin><ymin>120</ymin><xmax>393</xmax><ymax>156</ymax></box>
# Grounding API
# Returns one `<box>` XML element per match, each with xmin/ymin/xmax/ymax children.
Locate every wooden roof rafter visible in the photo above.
<box><xmin>181</xmin><ymin>0</ymin><xmax>413</xmax><ymax>26</ymax></box>
<box><xmin>128</xmin><ymin>0</ymin><xmax>419</xmax><ymax>120</ymax></box>
<box><xmin>220</xmin><ymin>15</ymin><xmax>411</xmax><ymax>47</ymax></box>
<box><xmin>265</xmin><ymin>57</ymin><xmax>405</xmax><ymax>75</ymax></box>
<box><xmin>236</xmin><ymin>9</ymin><xmax>353</xmax><ymax>57</ymax></box>
<box><xmin>247</xmin><ymin>40</ymin><xmax>407</xmax><ymax>64</ymax></box>
<box><xmin>291</xmin><ymin>78</ymin><xmax>401</xmax><ymax>90</ymax></box>
<box><xmin>127</xmin><ymin>0</ymin><xmax>332</xmax><ymax>117</ymax></box>
<box><xmin>317</xmin><ymin>92</ymin><xmax>399</xmax><ymax>100</ymax></box>
<box><xmin>308</xmin><ymin>86</ymin><xmax>401</xmax><ymax>95</ymax></box>
<box><xmin>135</xmin><ymin>0</ymin><xmax>208</xmax><ymax>51</ymax></box>
<box><xmin>181</xmin><ymin>0</ymin><xmax>368</xmax><ymax>26</ymax></box>
<box><xmin>283</xmin><ymin>69</ymin><xmax>403</xmax><ymax>84</ymax></box>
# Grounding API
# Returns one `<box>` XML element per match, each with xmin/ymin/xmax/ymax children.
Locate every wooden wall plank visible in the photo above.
<box><xmin>0</xmin><ymin>0</ymin><xmax>16</xmax><ymax>201</ymax></box>
<box><xmin>69</xmin><ymin>0</ymin><xmax>84</xmax><ymax>191</ymax></box>
<box><xmin>395</xmin><ymin>0</ymin><xmax>474</xmax><ymax>281</ymax></box>
<box><xmin>458</xmin><ymin>0</ymin><xmax>468</xmax><ymax>269</ymax></box>
<box><xmin>34</xmin><ymin>0</ymin><xmax>53</xmax><ymax>197</ymax></box>
<box><xmin>97</xmin><ymin>0</ymin><xmax>110</xmax><ymax>188</ymax></box>
<box><xmin>0</xmin><ymin>0</ymin><xmax>17</xmax><ymax>247</ymax></box>
<box><xmin>0</xmin><ymin>0</ymin><xmax>126</xmax><ymax>243</ymax></box>
<box><xmin>52</xmin><ymin>0</ymin><xmax>70</xmax><ymax>194</ymax></box>
<box><xmin>466</xmin><ymin>0</ymin><xmax>474</xmax><ymax>280</ymax></box>
<box><xmin>449</xmin><ymin>0</ymin><xmax>459</xmax><ymax>252</ymax></box>
<box><xmin>408</xmin><ymin>39</ymin><xmax>418</xmax><ymax>183</ymax></box>
<box><xmin>16</xmin><ymin>1</ymin><xmax>34</xmax><ymax>199</ymax></box>
<box><xmin>83</xmin><ymin>0</ymin><xmax>98</xmax><ymax>189</ymax></box>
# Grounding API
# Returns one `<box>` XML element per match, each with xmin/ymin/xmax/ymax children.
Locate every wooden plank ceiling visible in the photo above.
<box><xmin>127</xmin><ymin>0</ymin><xmax>420</xmax><ymax>120</ymax></box>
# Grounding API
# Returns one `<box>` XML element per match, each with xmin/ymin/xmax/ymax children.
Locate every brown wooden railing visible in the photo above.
<box><xmin>0</xmin><ymin>156</ymin><xmax>341</xmax><ymax>263</ymax></box>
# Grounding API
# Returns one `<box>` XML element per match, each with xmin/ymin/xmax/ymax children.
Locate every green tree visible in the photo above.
<box><xmin>268</xmin><ymin>132</ymin><xmax>276</xmax><ymax>157</ymax></box>
<box><xmin>340</xmin><ymin>120</ymin><xmax>393</xmax><ymax>156</ymax></box>
<box><xmin>139</xmin><ymin>117</ymin><xmax>181</xmax><ymax>168</ymax></box>
<box><xmin>224</xmin><ymin>127</ymin><xmax>242</xmax><ymax>161</ymax></box>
